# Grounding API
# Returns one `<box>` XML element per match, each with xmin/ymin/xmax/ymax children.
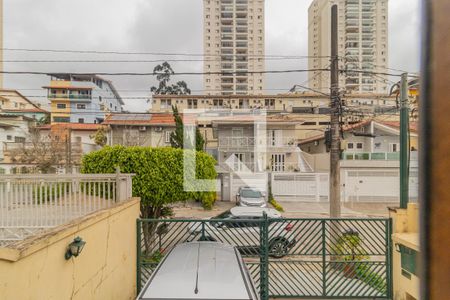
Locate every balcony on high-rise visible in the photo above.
<box><xmin>236</xmin><ymin>41</ymin><xmax>248</xmax><ymax>48</ymax></box>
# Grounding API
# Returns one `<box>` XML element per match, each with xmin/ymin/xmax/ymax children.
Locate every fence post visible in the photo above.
<box><xmin>322</xmin><ymin>220</ymin><xmax>327</xmax><ymax>297</ymax></box>
<box><xmin>259</xmin><ymin>212</ymin><xmax>269</xmax><ymax>300</ymax></box>
<box><xmin>115</xmin><ymin>166</ymin><xmax>123</xmax><ymax>202</ymax></box>
<box><xmin>387</xmin><ymin>218</ymin><xmax>393</xmax><ymax>299</ymax></box>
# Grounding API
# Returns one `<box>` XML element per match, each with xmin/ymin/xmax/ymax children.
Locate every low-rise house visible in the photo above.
<box><xmin>0</xmin><ymin>114</ymin><xmax>35</xmax><ymax>173</ymax></box>
<box><xmin>2</xmin><ymin>123</ymin><xmax>103</xmax><ymax>174</ymax></box>
<box><xmin>102</xmin><ymin>113</ymin><xmax>176</xmax><ymax>147</ymax></box>
<box><xmin>0</xmin><ymin>89</ymin><xmax>49</xmax><ymax>121</ymax></box>
<box><xmin>299</xmin><ymin>120</ymin><xmax>419</xmax><ymax>202</ymax></box>
<box><xmin>213</xmin><ymin>114</ymin><xmax>311</xmax><ymax>173</ymax></box>
<box><xmin>43</xmin><ymin>74</ymin><xmax>123</xmax><ymax>124</ymax></box>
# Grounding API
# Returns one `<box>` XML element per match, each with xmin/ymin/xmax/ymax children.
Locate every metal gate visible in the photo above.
<box><xmin>137</xmin><ymin>217</ymin><xmax>392</xmax><ymax>299</ymax></box>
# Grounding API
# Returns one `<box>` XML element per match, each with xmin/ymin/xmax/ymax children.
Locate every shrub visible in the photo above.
<box><xmin>81</xmin><ymin>146</ymin><xmax>217</xmax><ymax>216</ymax></box>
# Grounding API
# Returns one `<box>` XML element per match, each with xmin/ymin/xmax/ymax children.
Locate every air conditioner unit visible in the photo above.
<box><xmin>154</xmin><ymin>127</ymin><xmax>163</xmax><ymax>132</ymax></box>
<box><xmin>139</xmin><ymin>126</ymin><xmax>147</xmax><ymax>131</ymax></box>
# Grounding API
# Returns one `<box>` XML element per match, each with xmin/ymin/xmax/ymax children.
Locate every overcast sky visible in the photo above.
<box><xmin>4</xmin><ymin>0</ymin><xmax>421</xmax><ymax>112</ymax></box>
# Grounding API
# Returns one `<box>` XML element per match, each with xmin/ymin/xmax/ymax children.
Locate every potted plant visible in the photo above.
<box><xmin>332</xmin><ymin>230</ymin><xmax>368</xmax><ymax>278</ymax></box>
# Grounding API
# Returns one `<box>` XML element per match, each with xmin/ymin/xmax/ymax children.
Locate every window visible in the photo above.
<box><xmin>78</xmin><ymin>118</ymin><xmax>85</xmax><ymax>123</ymax></box>
<box><xmin>356</xmin><ymin>143</ymin><xmax>363</xmax><ymax>149</ymax></box>
<box><xmin>347</xmin><ymin>142</ymin><xmax>354</xmax><ymax>150</ymax></box>
<box><xmin>271</xmin><ymin>154</ymin><xmax>285</xmax><ymax>172</ymax></box>
<box><xmin>161</xmin><ymin>99</ymin><xmax>172</xmax><ymax>109</ymax></box>
<box><xmin>269</xmin><ymin>130</ymin><xmax>283</xmax><ymax>146</ymax></box>
<box><xmin>188</xmin><ymin>99</ymin><xmax>198</xmax><ymax>109</ymax></box>
<box><xmin>53</xmin><ymin>117</ymin><xmax>70</xmax><ymax>123</ymax></box>
<box><xmin>165</xmin><ymin>131</ymin><xmax>172</xmax><ymax>143</ymax></box>
<box><xmin>6</xmin><ymin>135</ymin><xmax>12</xmax><ymax>141</ymax></box>
<box><xmin>56</xmin><ymin>103</ymin><xmax>66</xmax><ymax>109</ymax></box>
<box><xmin>76</xmin><ymin>104</ymin><xmax>86</xmax><ymax>109</ymax></box>
<box><xmin>390</xmin><ymin>143</ymin><xmax>400</xmax><ymax>152</ymax></box>
<box><xmin>232</xmin><ymin>153</ymin><xmax>245</xmax><ymax>172</ymax></box>
<box><xmin>14</xmin><ymin>136</ymin><xmax>26</xmax><ymax>143</ymax></box>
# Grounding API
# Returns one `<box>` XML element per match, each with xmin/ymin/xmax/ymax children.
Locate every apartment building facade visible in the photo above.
<box><xmin>308</xmin><ymin>0</ymin><xmax>389</xmax><ymax>94</ymax></box>
<box><xmin>150</xmin><ymin>93</ymin><xmax>396</xmax><ymax>114</ymax></box>
<box><xmin>203</xmin><ymin>0</ymin><xmax>265</xmax><ymax>95</ymax></box>
<box><xmin>44</xmin><ymin>74</ymin><xmax>123</xmax><ymax>124</ymax></box>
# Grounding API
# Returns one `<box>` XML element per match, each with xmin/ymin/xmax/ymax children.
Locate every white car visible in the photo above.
<box><xmin>187</xmin><ymin>207</ymin><xmax>295</xmax><ymax>258</ymax></box>
<box><xmin>236</xmin><ymin>187</ymin><xmax>267</xmax><ymax>208</ymax></box>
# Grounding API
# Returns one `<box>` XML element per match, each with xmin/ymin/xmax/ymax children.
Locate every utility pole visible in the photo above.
<box><xmin>329</xmin><ymin>4</ymin><xmax>341</xmax><ymax>218</ymax></box>
<box><xmin>399</xmin><ymin>73</ymin><xmax>409</xmax><ymax>208</ymax></box>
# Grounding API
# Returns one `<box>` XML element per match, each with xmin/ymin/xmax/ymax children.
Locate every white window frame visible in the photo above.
<box><xmin>389</xmin><ymin>143</ymin><xmax>400</xmax><ymax>152</ymax></box>
<box><xmin>232</xmin><ymin>153</ymin><xmax>245</xmax><ymax>172</ymax></box>
<box><xmin>356</xmin><ymin>142</ymin><xmax>364</xmax><ymax>150</ymax></box>
<box><xmin>165</xmin><ymin>131</ymin><xmax>172</xmax><ymax>143</ymax></box>
<box><xmin>271</xmin><ymin>154</ymin><xmax>285</xmax><ymax>172</ymax></box>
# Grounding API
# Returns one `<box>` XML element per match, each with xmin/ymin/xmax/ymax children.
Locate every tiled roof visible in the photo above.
<box><xmin>103</xmin><ymin>113</ymin><xmax>175</xmax><ymax>126</ymax></box>
<box><xmin>298</xmin><ymin>120</ymin><xmax>418</xmax><ymax>145</ymax></box>
<box><xmin>2</xmin><ymin>108</ymin><xmax>49</xmax><ymax>113</ymax></box>
<box><xmin>298</xmin><ymin>120</ymin><xmax>371</xmax><ymax>145</ymax></box>
<box><xmin>380</xmin><ymin>121</ymin><xmax>418</xmax><ymax>133</ymax></box>
<box><xmin>39</xmin><ymin>123</ymin><xmax>105</xmax><ymax>131</ymax></box>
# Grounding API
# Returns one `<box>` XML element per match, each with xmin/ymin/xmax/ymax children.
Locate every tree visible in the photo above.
<box><xmin>91</xmin><ymin>126</ymin><xmax>108</xmax><ymax>147</ymax></box>
<box><xmin>170</xmin><ymin>105</ymin><xmax>205</xmax><ymax>151</ymax></box>
<box><xmin>150</xmin><ymin>62</ymin><xmax>191</xmax><ymax>95</ymax></box>
<box><xmin>9</xmin><ymin>128</ymin><xmax>66</xmax><ymax>173</ymax></box>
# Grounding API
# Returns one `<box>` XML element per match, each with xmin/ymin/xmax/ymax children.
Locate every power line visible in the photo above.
<box><xmin>0</xmin><ymin>68</ymin><xmax>413</xmax><ymax>77</ymax></box>
<box><xmin>0</xmin><ymin>68</ymin><xmax>330</xmax><ymax>76</ymax></box>
<box><xmin>2</xmin><ymin>47</ymin><xmax>330</xmax><ymax>58</ymax></box>
<box><xmin>0</xmin><ymin>57</ymin><xmax>315</xmax><ymax>63</ymax></box>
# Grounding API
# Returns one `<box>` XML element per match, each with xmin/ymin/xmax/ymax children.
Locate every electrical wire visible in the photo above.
<box><xmin>0</xmin><ymin>68</ymin><xmax>330</xmax><ymax>76</ymax></box>
<box><xmin>2</xmin><ymin>47</ymin><xmax>330</xmax><ymax>58</ymax></box>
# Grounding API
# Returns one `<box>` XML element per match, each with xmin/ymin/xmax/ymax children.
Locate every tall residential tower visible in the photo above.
<box><xmin>308</xmin><ymin>0</ymin><xmax>388</xmax><ymax>94</ymax></box>
<box><xmin>203</xmin><ymin>0</ymin><xmax>265</xmax><ymax>95</ymax></box>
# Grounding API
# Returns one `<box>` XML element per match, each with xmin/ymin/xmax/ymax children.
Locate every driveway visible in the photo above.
<box><xmin>172</xmin><ymin>200</ymin><xmax>392</xmax><ymax>218</ymax></box>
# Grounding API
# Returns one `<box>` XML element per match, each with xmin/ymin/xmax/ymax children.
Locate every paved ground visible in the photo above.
<box><xmin>172</xmin><ymin>200</ymin><xmax>394</xmax><ymax>219</ymax></box>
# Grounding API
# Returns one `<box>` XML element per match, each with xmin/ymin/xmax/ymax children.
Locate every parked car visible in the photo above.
<box><xmin>137</xmin><ymin>242</ymin><xmax>259</xmax><ymax>300</ymax></box>
<box><xmin>236</xmin><ymin>186</ymin><xmax>267</xmax><ymax>207</ymax></box>
<box><xmin>187</xmin><ymin>207</ymin><xmax>295</xmax><ymax>258</ymax></box>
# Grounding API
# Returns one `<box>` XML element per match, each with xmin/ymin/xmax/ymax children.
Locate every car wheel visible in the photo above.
<box><xmin>269</xmin><ymin>238</ymin><xmax>289</xmax><ymax>258</ymax></box>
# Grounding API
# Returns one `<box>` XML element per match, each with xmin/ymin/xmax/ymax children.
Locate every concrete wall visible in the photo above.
<box><xmin>0</xmin><ymin>197</ymin><xmax>140</xmax><ymax>300</ymax></box>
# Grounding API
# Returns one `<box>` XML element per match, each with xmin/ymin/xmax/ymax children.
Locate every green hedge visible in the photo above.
<box><xmin>81</xmin><ymin>146</ymin><xmax>217</xmax><ymax>215</ymax></box>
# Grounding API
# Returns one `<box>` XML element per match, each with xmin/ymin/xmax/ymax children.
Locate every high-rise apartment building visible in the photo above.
<box><xmin>203</xmin><ymin>0</ymin><xmax>265</xmax><ymax>95</ymax></box>
<box><xmin>308</xmin><ymin>0</ymin><xmax>388</xmax><ymax>94</ymax></box>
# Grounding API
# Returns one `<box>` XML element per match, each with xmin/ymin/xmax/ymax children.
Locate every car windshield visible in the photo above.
<box><xmin>241</xmin><ymin>189</ymin><xmax>262</xmax><ymax>198</ymax></box>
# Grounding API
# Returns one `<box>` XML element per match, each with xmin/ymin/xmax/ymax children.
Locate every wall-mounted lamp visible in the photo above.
<box><xmin>65</xmin><ymin>236</ymin><xmax>86</xmax><ymax>260</ymax></box>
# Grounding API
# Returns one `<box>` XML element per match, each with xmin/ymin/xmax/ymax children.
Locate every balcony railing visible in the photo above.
<box><xmin>49</xmin><ymin>94</ymin><xmax>92</xmax><ymax>100</ymax></box>
<box><xmin>219</xmin><ymin>137</ymin><xmax>298</xmax><ymax>149</ymax></box>
<box><xmin>341</xmin><ymin>151</ymin><xmax>419</xmax><ymax>161</ymax></box>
